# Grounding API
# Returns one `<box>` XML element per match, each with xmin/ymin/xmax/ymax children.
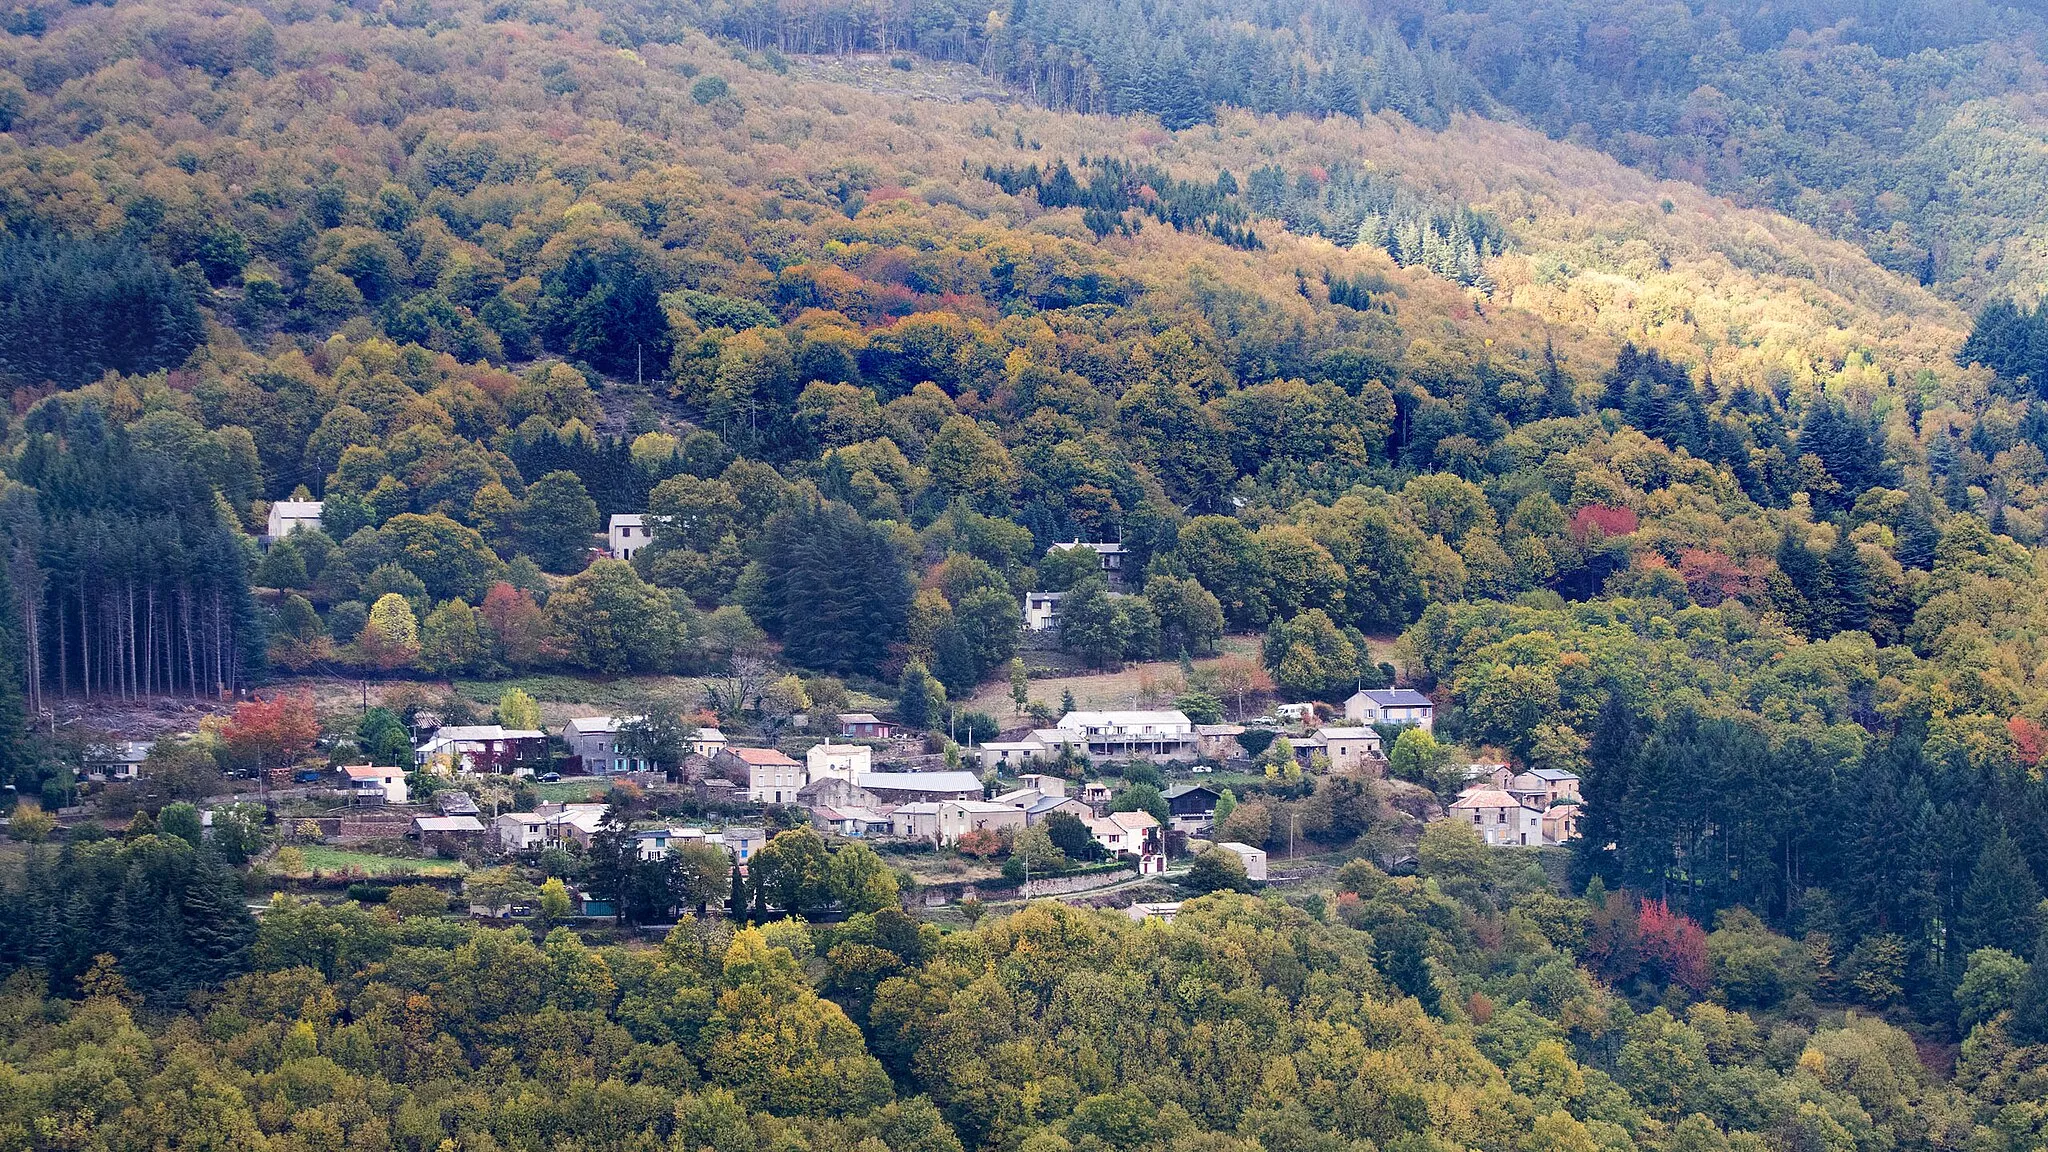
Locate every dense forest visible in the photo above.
<box><xmin>681</xmin><ymin>0</ymin><xmax>2048</xmax><ymax>304</ymax></box>
<box><xmin>6</xmin><ymin>0</ymin><xmax>2048</xmax><ymax>1146</ymax></box>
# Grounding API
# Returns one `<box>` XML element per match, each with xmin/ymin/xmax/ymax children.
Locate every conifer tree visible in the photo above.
<box><xmin>1960</xmin><ymin>830</ymin><xmax>2043</xmax><ymax>956</ymax></box>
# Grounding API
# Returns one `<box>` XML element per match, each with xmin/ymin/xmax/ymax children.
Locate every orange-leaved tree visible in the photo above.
<box><xmin>224</xmin><ymin>690</ymin><xmax>322</xmax><ymax>779</ymax></box>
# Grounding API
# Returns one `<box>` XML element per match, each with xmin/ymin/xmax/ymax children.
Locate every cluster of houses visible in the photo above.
<box><xmin>1448</xmin><ymin>764</ymin><xmax>1582</xmax><ymax>847</ymax></box>
<box><xmin>968</xmin><ymin>690</ymin><xmax>1430</xmax><ymax>773</ymax></box>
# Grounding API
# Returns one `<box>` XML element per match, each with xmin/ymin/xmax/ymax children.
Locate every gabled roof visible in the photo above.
<box><xmin>1450</xmin><ymin>789</ymin><xmax>1538</xmax><ymax>811</ymax></box>
<box><xmin>436</xmin><ymin>791</ymin><xmax>480</xmax><ymax>816</ymax></box>
<box><xmin>413</xmin><ymin>815</ymin><xmax>484</xmax><ymax>832</ymax></box>
<box><xmin>609</xmin><ymin>513</ymin><xmax>645</xmax><ymax>529</ymax></box>
<box><xmin>1318</xmin><ymin>727</ymin><xmax>1381</xmax><ymax>740</ymax></box>
<box><xmin>694</xmin><ymin>728</ymin><xmax>728</xmax><ymax>742</ymax></box>
<box><xmin>838</xmin><ymin>712</ymin><xmax>886</xmax><ymax>725</ymax></box>
<box><xmin>1093</xmin><ymin>809</ymin><xmax>1158</xmax><ymax>833</ymax></box>
<box><xmin>1027</xmin><ymin>794</ymin><xmax>1085</xmax><ymax>815</ymax></box>
<box><xmin>548</xmin><ymin>809</ymin><xmax>609</xmax><ymax>834</ymax></box>
<box><xmin>1523</xmin><ymin>768</ymin><xmax>1581</xmax><ymax>781</ymax></box>
<box><xmin>343</xmin><ymin>764</ymin><xmax>396</xmax><ymax>780</ymax></box>
<box><xmin>891</xmin><ymin>802</ymin><xmax>943</xmax><ymax>815</ymax></box>
<box><xmin>271</xmin><ymin>500</ymin><xmax>324</xmax><ymax>517</ymax></box>
<box><xmin>1161</xmin><ymin>783</ymin><xmax>1220</xmax><ymax>801</ymax></box>
<box><xmin>1352</xmin><ymin>688</ymin><xmax>1433</xmax><ymax>708</ymax></box>
<box><xmin>725</xmin><ymin>746</ymin><xmax>801</xmax><ymax>767</ymax></box>
<box><xmin>565</xmin><ymin>716</ymin><xmax>628</xmax><ymax>735</ymax></box>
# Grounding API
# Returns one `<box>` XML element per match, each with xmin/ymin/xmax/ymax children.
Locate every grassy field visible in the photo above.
<box><xmin>532</xmin><ymin>779</ymin><xmax>616</xmax><ymax>803</ymax></box>
<box><xmin>295</xmin><ymin>846</ymin><xmax>467</xmax><ymax>878</ymax></box>
<box><xmin>959</xmin><ymin>636</ymin><xmax>1263</xmax><ymax>718</ymax></box>
<box><xmin>960</xmin><ymin>633</ymin><xmax>1405</xmax><ymax>720</ymax></box>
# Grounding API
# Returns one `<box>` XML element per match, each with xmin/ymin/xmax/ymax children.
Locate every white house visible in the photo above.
<box><xmin>1448</xmin><ymin>788</ymin><xmax>1544</xmax><ymax>847</ymax></box>
<box><xmin>414</xmin><ymin>726</ymin><xmax>549</xmax><ymax>774</ymax></box>
<box><xmin>1023</xmin><ymin>590</ymin><xmax>1063</xmax><ymax>631</ymax></box>
<box><xmin>1085</xmin><ymin>809</ymin><xmax>1159</xmax><ymax>856</ymax></box>
<box><xmin>1216</xmin><ymin>841</ymin><xmax>1267</xmax><ymax>882</ymax></box>
<box><xmin>634</xmin><ymin>826</ymin><xmax>716</xmax><ymax>861</ymax></box>
<box><xmin>84</xmin><ymin>740</ymin><xmax>152</xmax><ymax>782</ymax></box>
<box><xmin>691</xmin><ymin>728</ymin><xmax>729</xmax><ymax>758</ymax></box>
<box><xmin>1048</xmin><ymin>539</ymin><xmax>1126</xmax><ymax>574</ymax></box>
<box><xmin>1056</xmin><ymin>710</ymin><xmax>1197</xmax><ymax>761</ymax></box>
<box><xmin>495</xmin><ymin>811</ymin><xmax>550</xmax><ymax>851</ymax></box>
<box><xmin>1344</xmin><ymin>688</ymin><xmax>1434</xmax><ymax>731</ymax></box>
<box><xmin>266</xmin><ymin>500</ymin><xmax>325</xmax><ymax>540</ymax></box>
<box><xmin>805</xmin><ymin>741</ymin><xmax>871</xmax><ymax>785</ymax></box>
<box><xmin>342</xmin><ymin>764</ymin><xmax>407</xmax><ymax>805</ymax></box>
<box><xmin>609</xmin><ymin>514</ymin><xmax>654</xmax><ymax>560</ymax></box>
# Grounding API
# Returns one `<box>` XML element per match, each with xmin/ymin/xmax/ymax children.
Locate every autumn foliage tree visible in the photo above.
<box><xmin>222</xmin><ymin>690</ymin><xmax>321</xmax><ymax>779</ymax></box>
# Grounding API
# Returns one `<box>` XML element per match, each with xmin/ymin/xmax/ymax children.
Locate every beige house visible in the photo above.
<box><xmin>719</xmin><ymin>747</ymin><xmax>805</xmax><ymax>803</ymax></box>
<box><xmin>937</xmin><ymin>800</ymin><xmax>1026</xmax><ymax>844</ymax></box>
<box><xmin>890</xmin><ymin>802</ymin><xmax>943</xmax><ymax>841</ymax></box>
<box><xmin>1447</xmin><ymin>788</ymin><xmax>1544</xmax><ymax>847</ymax></box>
<box><xmin>1316</xmin><ymin>727</ymin><xmax>1384</xmax><ymax>771</ymax></box>
<box><xmin>342</xmin><ymin>764</ymin><xmax>407</xmax><ymax>805</ymax></box>
<box><xmin>1194</xmin><ymin>724</ymin><xmax>1246</xmax><ymax>761</ymax></box>
<box><xmin>690</xmin><ymin>728</ymin><xmax>729</xmax><ymax>758</ymax></box>
<box><xmin>1216</xmin><ymin>841</ymin><xmax>1267</xmax><ymax>881</ymax></box>
<box><xmin>545</xmin><ymin>805</ymin><xmax>610</xmax><ymax>848</ymax></box>
<box><xmin>1507</xmin><ymin>769</ymin><xmax>1583</xmax><ymax>808</ymax></box>
<box><xmin>1542</xmin><ymin>804</ymin><xmax>1582</xmax><ymax>846</ymax></box>
<box><xmin>1016</xmin><ymin>773</ymin><xmax>1066</xmax><ymax>797</ymax></box>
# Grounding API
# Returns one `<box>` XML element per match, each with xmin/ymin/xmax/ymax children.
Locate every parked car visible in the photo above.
<box><xmin>538</xmin><ymin>772</ymin><xmax>561</xmax><ymax>782</ymax></box>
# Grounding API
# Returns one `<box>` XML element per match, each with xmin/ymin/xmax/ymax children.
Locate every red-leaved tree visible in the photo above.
<box><xmin>2010</xmin><ymin>716</ymin><xmax>2046</xmax><ymax>768</ymax></box>
<box><xmin>1571</xmin><ymin>504</ymin><xmax>1639</xmax><ymax>543</ymax></box>
<box><xmin>1637</xmin><ymin>897</ymin><xmax>1711</xmax><ymax>993</ymax></box>
<box><xmin>224</xmin><ymin>689</ymin><xmax>321</xmax><ymax>780</ymax></box>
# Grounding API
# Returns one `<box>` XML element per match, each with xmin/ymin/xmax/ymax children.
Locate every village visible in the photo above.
<box><xmin>37</xmin><ymin>510</ymin><xmax>1585</xmax><ymax>924</ymax></box>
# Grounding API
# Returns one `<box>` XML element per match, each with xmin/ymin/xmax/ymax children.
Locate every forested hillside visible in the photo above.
<box><xmin>9</xmin><ymin>0</ymin><xmax>2048</xmax><ymax>1147</ymax></box>
<box><xmin>686</xmin><ymin>0</ymin><xmax>2048</xmax><ymax>306</ymax></box>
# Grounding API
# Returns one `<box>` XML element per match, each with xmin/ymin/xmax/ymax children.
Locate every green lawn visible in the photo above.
<box><xmin>532</xmin><ymin>780</ymin><xmax>615</xmax><ymax>803</ymax></box>
<box><xmin>297</xmin><ymin>846</ymin><xmax>467</xmax><ymax>878</ymax></box>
